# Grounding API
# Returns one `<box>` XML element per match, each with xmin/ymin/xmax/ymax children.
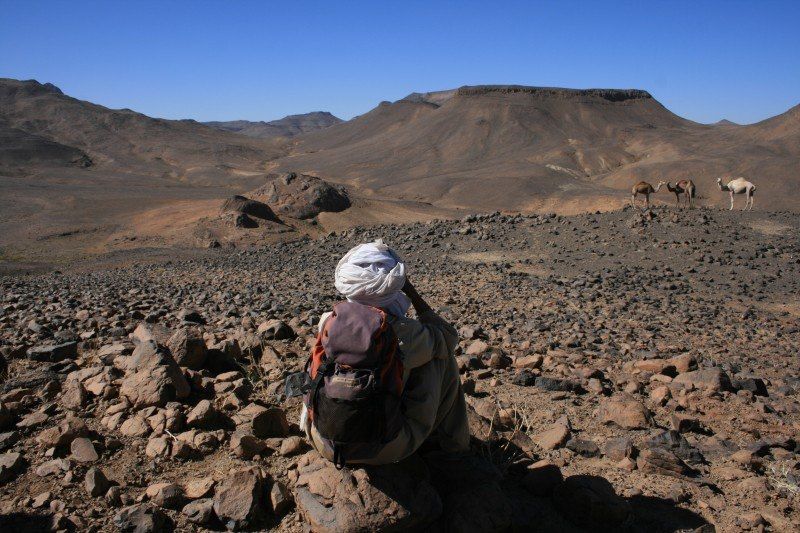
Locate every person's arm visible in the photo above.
<box><xmin>402</xmin><ymin>279</ymin><xmax>432</xmax><ymax>316</ymax></box>
<box><xmin>395</xmin><ymin>279</ymin><xmax>459</xmax><ymax>366</ymax></box>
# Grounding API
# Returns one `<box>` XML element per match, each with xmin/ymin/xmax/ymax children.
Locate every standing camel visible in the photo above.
<box><xmin>666</xmin><ymin>179</ymin><xmax>696</xmax><ymax>209</ymax></box>
<box><xmin>630</xmin><ymin>181</ymin><xmax>665</xmax><ymax>210</ymax></box>
<box><xmin>717</xmin><ymin>177</ymin><xmax>756</xmax><ymax>210</ymax></box>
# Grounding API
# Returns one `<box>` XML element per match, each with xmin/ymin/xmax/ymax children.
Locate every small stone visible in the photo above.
<box><xmin>598</xmin><ymin>396</ymin><xmax>652</xmax><ymax>429</ymax></box>
<box><xmin>85</xmin><ymin>467</ymin><xmax>111</xmax><ymax>497</ymax></box>
<box><xmin>230</xmin><ymin>432</ymin><xmax>267</xmax><ymax>459</ymax></box>
<box><xmin>534</xmin><ymin>424</ymin><xmax>570</xmax><ymax>450</ymax></box>
<box><xmin>183</xmin><ymin>476</ymin><xmax>216</xmax><ymax>499</ymax></box>
<box><xmin>146</xmin><ymin>482</ymin><xmax>184</xmax><ymax>509</ymax></box>
<box><xmin>183</xmin><ymin>498</ymin><xmax>215</xmax><ymax>524</ymax></box>
<box><xmin>279</xmin><ymin>436</ymin><xmax>304</xmax><ymax>456</ymax></box>
<box><xmin>270</xmin><ymin>480</ymin><xmax>293</xmax><ymax>516</ymax></box>
<box><xmin>70</xmin><ymin>437</ymin><xmax>99</xmax><ymax>462</ymax></box>
<box><xmin>113</xmin><ymin>503</ymin><xmax>168</xmax><ymax>532</ymax></box>
<box><xmin>0</xmin><ymin>452</ymin><xmax>25</xmax><ymax>483</ymax></box>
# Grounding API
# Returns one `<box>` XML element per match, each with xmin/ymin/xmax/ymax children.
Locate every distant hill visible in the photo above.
<box><xmin>268</xmin><ymin>85</ymin><xmax>800</xmax><ymax>212</ymax></box>
<box><xmin>204</xmin><ymin>111</ymin><xmax>342</xmax><ymax>138</ymax></box>
<box><xmin>0</xmin><ymin>78</ymin><xmax>286</xmax><ymax>186</ymax></box>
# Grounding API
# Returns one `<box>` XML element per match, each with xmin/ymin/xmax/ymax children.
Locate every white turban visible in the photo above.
<box><xmin>334</xmin><ymin>240</ymin><xmax>411</xmax><ymax>317</ymax></box>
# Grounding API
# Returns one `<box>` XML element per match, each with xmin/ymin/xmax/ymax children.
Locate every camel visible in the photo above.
<box><xmin>717</xmin><ymin>177</ymin><xmax>756</xmax><ymax>210</ymax></box>
<box><xmin>666</xmin><ymin>179</ymin><xmax>696</xmax><ymax>209</ymax></box>
<box><xmin>630</xmin><ymin>180</ymin><xmax>665</xmax><ymax>210</ymax></box>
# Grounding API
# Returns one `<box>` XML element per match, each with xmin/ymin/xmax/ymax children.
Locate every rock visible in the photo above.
<box><xmin>221</xmin><ymin>194</ymin><xmax>277</xmax><ymax>221</ymax></box>
<box><xmin>35</xmin><ymin>458</ymin><xmax>71</xmax><ymax>477</ymax></box>
<box><xmin>279</xmin><ymin>435</ymin><xmax>304</xmax><ymax>456</ymax></box>
<box><xmin>183</xmin><ymin>476</ymin><xmax>216</xmax><ymax>499</ymax></box>
<box><xmin>257</xmin><ymin>319</ymin><xmax>295</xmax><ymax>340</ymax></box>
<box><xmin>667</xmin><ymin>353</ymin><xmax>697</xmax><ymax>374</ymax></box>
<box><xmin>212</xmin><ymin>467</ymin><xmax>265</xmax><ymax>531</ymax></box>
<box><xmin>511</xmin><ymin>369</ymin><xmax>537</xmax><ymax>386</ymax></box>
<box><xmin>232</xmin><ymin>403</ymin><xmax>289</xmax><ymax>438</ymax></box>
<box><xmin>270</xmin><ymin>480</ymin><xmax>292</xmax><ymax>516</ymax></box>
<box><xmin>61</xmin><ymin>380</ymin><xmax>88</xmax><ymax>410</ymax></box>
<box><xmin>166</xmin><ymin>328</ymin><xmax>207</xmax><ymax>370</ymax></box>
<box><xmin>85</xmin><ymin>467</ymin><xmax>111</xmax><ymax>497</ymax></box>
<box><xmin>120</xmin><ymin>415</ymin><xmax>151</xmax><ymax>437</ymax></box>
<box><xmin>535</xmin><ymin>376</ymin><xmax>584</xmax><ymax>393</ymax></box>
<box><xmin>27</xmin><ymin>341</ymin><xmax>78</xmax><ymax>362</ymax></box>
<box><xmin>602</xmin><ymin>437</ymin><xmax>634</xmax><ymax>462</ymax></box>
<box><xmin>183</xmin><ymin>498</ymin><xmax>215</xmax><ymax>525</ymax></box>
<box><xmin>734</xmin><ymin>377</ymin><xmax>768</xmax><ymax>397</ymax></box>
<box><xmin>146</xmin><ymin>482</ymin><xmax>184</xmax><ymax>509</ymax></box>
<box><xmin>230</xmin><ymin>432</ymin><xmax>267</xmax><ymax>459</ymax></box>
<box><xmin>636</xmin><ymin>447</ymin><xmax>695</xmax><ymax>477</ymax></box>
<box><xmin>106</xmin><ymin>485</ymin><xmax>123</xmax><ymax>506</ymax></box>
<box><xmin>254</xmin><ymin>172</ymin><xmax>350</xmax><ymax>219</ymax></box>
<box><xmin>145</xmin><ymin>437</ymin><xmax>171</xmax><ymax>458</ymax></box>
<box><xmin>566</xmin><ymin>438</ymin><xmax>600</xmax><ymax>457</ymax></box>
<box><xmin>487</xmin><ymin>352</ymin><xmax>511</xmax><ymax>369</ymax></box>
<box><xmin>186</xmin><ymin>399</ymin><xmax>220</xmax><ymax>429</ymax></box>
<box><xmin>294</xmin><ymin>453</ymin><xmax>441</xmax><ymax>532</ymax></box>
<box><xmin>465</xmin><ymin>340</ymin><xmax>489</xmax><ymax>356</ymax></box>
<box><xmin>672</xmin><ymin>367</ymin><xmax>732</xmax><ymax>392</ymax></box>
<box><xmin>534</xmin><ymin>424</ymin><xmax>570</xmax><ymax>450</ymax></box>
<box><xmin>513</xmin><ymin>354</ymin><xmax>543</xmax><ymax>370</ymax></box>
<box><xmin>522</xmin><ymin>460</ymin><xmax>563</xmax><ymax>496</ymax></box>
<box><xmin>553</xmin><ymin>475</ymin><xmax>631</xmax><ymax>529</ymax></box>
<box><xmin>119</xmin><ymin>342</ymin><xmax>190</xmax><ymax>408</ymax></box>
<box><xmin>113</xmin><ymin>504</ymin><xmax>168</xmax><ymax>532</ymax></box>
<box><xmin>36</xmin><ymin>416</ymin><xmax>88</xmax><ymax>449</ymax></box>
<box><xmin>70</xmin><ymin>437</ymin><xmax>99</xmax><ymax>462</ymax></box>
<box><xmin>598</xmin><ymin>396</ymin><xmax>653</xmax><ymax>429</ymax></box>
<box><xmin>0</xmin><ymin>452</ymin><xmax>25</xmax><ymax>483</ymax></box>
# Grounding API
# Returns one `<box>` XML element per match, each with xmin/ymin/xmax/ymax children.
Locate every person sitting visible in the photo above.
<box><xmin>299</xmin><ymin>240</ymin><xmax>469</xmax><ymax>466</ymax></box>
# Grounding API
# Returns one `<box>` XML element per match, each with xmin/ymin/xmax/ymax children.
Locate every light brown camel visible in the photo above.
<box><xmin>666</xmin><ymin>179</ymin><xmax>696</xmax><ymax>209</ymax></box>
<box><xmin>717</xmin><ymin>177</ymin><xmax>756</xmax><ymax>210</ymax></box>
<box><xmin>630</xmin><ymin>180</ymin><xmax>665</xmax><ymax>209</ymax></box>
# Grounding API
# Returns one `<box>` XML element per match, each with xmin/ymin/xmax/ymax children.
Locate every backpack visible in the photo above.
<box><xmin>303</xmin><ymin>301</ymin><xmax>405</xmax><ymax>468</ymax></box>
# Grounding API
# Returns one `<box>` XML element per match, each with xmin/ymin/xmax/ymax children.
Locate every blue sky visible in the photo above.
<box><xmin>1</xmin><ymin>1</ymin><xmax>798</xmax><ymax>124</ymax></box>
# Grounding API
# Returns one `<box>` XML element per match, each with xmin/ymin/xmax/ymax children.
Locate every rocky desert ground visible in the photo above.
<box><xmin>0</xmin><ymin>206</ymin><xmax>798</xmax><ymax>532</ymax></box>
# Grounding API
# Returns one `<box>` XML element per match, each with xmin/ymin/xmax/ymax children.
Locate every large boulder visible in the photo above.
<box><xmin>119</xmin><ymin>341</ymin><xmax>190</xmax><ymax>408</ymax></box>
<box><xmin>221</xmin><ymin>195</ymin><xmax>277</xmax><ymax>221</ymax></box>
<box><xmin>252</xmin><ymin>173</ymin><xmax>350</xmax><ymax>219</ymax></box>
<box><xmin>294</xmin><ymin>452</ymin><xmax>441</xmax><ymax>532</ymax></box>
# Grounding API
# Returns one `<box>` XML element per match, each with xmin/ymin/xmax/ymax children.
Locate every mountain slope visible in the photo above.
<box><xmin>271</xmin><ymin>85</ymin><xmax>800</xmax><ymax>212</ymax></box>
<box><xmin>205</xmin><ymin>111</ymin><xmax>341</xmax><ymax>138</ymax></box>
<box><xmin>0</xmin><ymin>78</ymin><xmax>287</xmax><ymax>186</ymax></box>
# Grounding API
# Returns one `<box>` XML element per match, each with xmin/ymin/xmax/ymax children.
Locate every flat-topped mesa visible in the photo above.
<box><xmin>454</xmin><ymin>85</ymin><xmax>653</xmax><ymax>102</ymax></box>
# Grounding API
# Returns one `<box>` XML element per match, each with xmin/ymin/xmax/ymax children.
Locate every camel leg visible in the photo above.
<box><xmin>748</xmin><ymin>193</ymin><xmax>754</xmax><ymax>211</ymax></box>
<box><xmin>729</xmin><ymin>190</ymin><xmax>734</xmax><ymax>210</ymax></box>
<box><xmin>631</xmin><ymin>193</ymin><xmax>636</xmax><ymax>208</ymax></box>
<box><xmin>645</xmin><ymin>193</ymin><xmax>650</xmax><ymax>210</ymax></box>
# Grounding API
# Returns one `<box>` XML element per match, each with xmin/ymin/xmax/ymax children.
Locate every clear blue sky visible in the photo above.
<box><xmin>1</xmin><ymin>0</ymin><xmax>798</xmax><ymax>124</ymax></box>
